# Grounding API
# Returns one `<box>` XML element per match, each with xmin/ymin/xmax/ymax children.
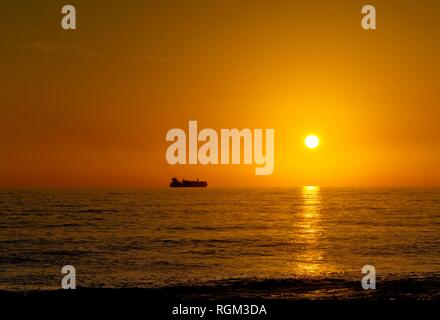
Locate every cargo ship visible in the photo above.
<box><xmin>169</xmin><ymin>177</ymin><xmax>207</xmax><ymax>188</ymax></box>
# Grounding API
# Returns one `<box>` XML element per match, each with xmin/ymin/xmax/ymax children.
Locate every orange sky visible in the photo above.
<box><xmin>0</xmin><ymin>0</ymin><xmax>439</xmax><ymax>187</ymax></box>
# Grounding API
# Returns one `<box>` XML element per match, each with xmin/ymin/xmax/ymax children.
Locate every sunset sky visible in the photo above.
<box><xmin>0</xmin><ymin>0</ymin><xmax>439</xmax><ymax>187</ymax></box>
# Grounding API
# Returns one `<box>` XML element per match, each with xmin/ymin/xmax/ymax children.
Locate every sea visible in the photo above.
<box><xmin>0</xmin><ymin>187</ymin><xmax>439</xmax><ymax>299</ymax></box>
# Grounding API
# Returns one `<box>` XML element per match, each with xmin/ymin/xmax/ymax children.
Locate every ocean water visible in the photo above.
<box><xmin>0</xmin><ymin>187</ymin><xmax>439</xmax><ymax>299</ymax></box>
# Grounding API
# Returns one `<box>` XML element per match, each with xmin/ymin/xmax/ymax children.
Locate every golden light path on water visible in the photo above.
<box><xmin>296</xmin><ymin>186</ymin><xmax>325</xmax><ymax>276</ymax></box>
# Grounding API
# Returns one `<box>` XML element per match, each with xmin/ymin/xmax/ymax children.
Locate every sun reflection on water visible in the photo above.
<box><xmin>296</xmin><ymin>186</ymin><xmax>323</xmax><ymax>276</ymax></box>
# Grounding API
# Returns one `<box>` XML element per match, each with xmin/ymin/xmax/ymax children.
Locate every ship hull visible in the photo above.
<box><xmin>169</xmin><ymin>178</ymin><xmax>207</xmax><ymax>188</ymax></box>
<box><xmin>170</xmin><ymin>182</ymin><xmax>207</xmax><ymax>188</ymax></box>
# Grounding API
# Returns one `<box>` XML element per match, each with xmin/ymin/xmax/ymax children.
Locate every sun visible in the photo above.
<box><xmin>305</xmin><ymin>135</ymin><xmax>319</xmax><ymax>149</ymax></box>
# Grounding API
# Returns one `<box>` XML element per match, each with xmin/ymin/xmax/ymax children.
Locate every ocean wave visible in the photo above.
<box><xmin>140</xmin><ymin>276</ymin><xmax>440</xmax><ymax>300</ymax></box>
<box><xmin>1</xmin><ymin>277</ymin><xmax>438</xmax><ymax>300</ymax></box>
<box><xmin>77</xmin><ymin>209</ymin><xmax>120</xmax><ymax>213</ymax></box>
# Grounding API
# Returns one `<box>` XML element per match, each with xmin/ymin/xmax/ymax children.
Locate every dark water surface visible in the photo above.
<box><xmin>1</xmin><ymin>187</ymin><xmax>439</xmax><ymax>299</ymax></box>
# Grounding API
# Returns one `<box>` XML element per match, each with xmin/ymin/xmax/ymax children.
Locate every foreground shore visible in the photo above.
<box><xmin>1</xmin><ymin>276</ymin><xmax>439</xmax><ymax>300</ymax></box>
<box><xmin>0</xmin><ymin>286</ymin><xmax>438</xmax><ymax>318</ymax></box>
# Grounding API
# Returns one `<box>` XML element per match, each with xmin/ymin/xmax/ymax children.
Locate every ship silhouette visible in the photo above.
<box><xmin>169</xmin><ymin>177</ymin><xmax>207</xmax><ymax>188</ymax></box>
